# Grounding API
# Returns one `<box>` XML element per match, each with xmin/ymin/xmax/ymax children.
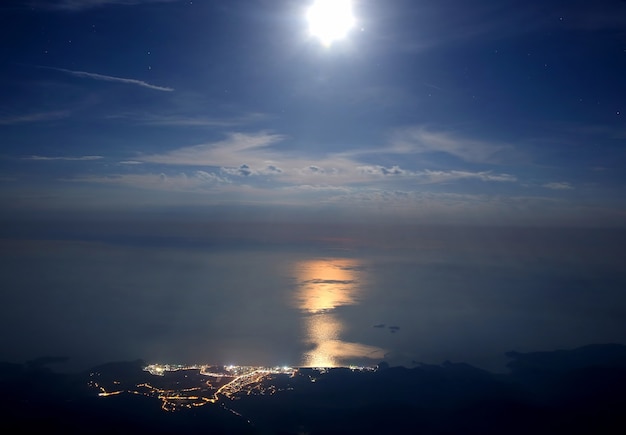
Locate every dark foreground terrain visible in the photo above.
<box><xmin>2</xmin><ymin>344</ymin><xmax>626</xmax><ymax>434</ymax></box>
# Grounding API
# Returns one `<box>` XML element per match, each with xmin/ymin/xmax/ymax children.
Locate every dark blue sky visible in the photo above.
<box><xmin>1</xmin><ymin>0</ymin><xmax>625</xmax><ymax>225</ymax></box>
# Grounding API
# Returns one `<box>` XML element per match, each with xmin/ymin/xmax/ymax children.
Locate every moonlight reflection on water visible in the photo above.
<box><xmin>293</xmin><ymin>258</ymin><xmax>386</xmax><ymax>367</ymax></box>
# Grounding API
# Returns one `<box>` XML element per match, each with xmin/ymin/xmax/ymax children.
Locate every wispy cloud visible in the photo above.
<box><xmin>24</xmin><ymin>155</ymin><xmax>104</xmax><ymax>161</ymax></box>
<box><xmin>67</xmin><ymin>170</ymin><xmax>230</xmax><ymax>192</ymax></box>
<box><xmin>543</xmin><ymin>182</ymin><xmax>574</xmax><ymax>190</ymax></box>
<box><xmin>42</xmin><ymin>66</ymin><xmax>173</xmax><ymax>92</ymax></box>
<box><xmin>283</xmin><ymin>185</ymin><xmax>352</xmax><ymax>193</ymax></box>
<box><xmin>51</xmin><ymin>173</ymin><xmax>614</xmax><ymax>225</ymax></box>
<box><xmin>29</xmin><ymin>0</ymin><xmax>178</xmax><ymax>11</ymax></box>
<box><xmin>136</xmin><ymin>131</ymin><xmax>521</xmax><ymax>187</ymax></box>
<box><xmin>110</xmin><ymin>112</ymin><xmax>268</xmax><ymax>127</ymax></box>
<box><xmin>356</xmin><ymin>166</ymin><xmax>517</xmax><ymax>183</ymax></box>
<box><xmin>138</xmin><ymin>131</ymin><xmax>365</xmax><ymax>185</ymax></box>
<box><xmin>422</xmin><ymin>170</ymin><xmax>517</xmax><ymax>184</ymax></box>
<box><xmin>140</xmin><ymin>132</ymin><xmax>287</xmax><ymax>166</ymax></box>
<box><xmin>358</xmin><ymin>165</ymin><xmax>408</xmax><ymax>177</ymax></box>
<box><xmin>222</xmin><ymin>164</ymin><xmax>254</xmax><ymax>177</ymax></box>
<box><xmin>0</xmin><ymin>110</ymin><xmax>69</xmax><ymax>125</ymax></box>
<box><xmin>194</xmin><ymin>170</ymin><xmax>229</xmax><ymax>184</ymax></box>
<box><xmin>389</xmin><ymin>127</ymin><xmax>514</xmax><ymax>163</ymax></box>
<box><xmin>220</xmin><ymin>164</ymin><xmax>283</xmax><ymax>177</ymax></box>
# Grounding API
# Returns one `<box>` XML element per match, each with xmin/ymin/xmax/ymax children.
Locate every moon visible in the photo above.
<box><xmin>306</xmin><ymin>0</ymin><xmax>356</xmax><ymax>47</ymax></box>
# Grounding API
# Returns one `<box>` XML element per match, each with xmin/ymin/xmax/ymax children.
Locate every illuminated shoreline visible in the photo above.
<box><xmin>91</xmin><ymin>363</ymin><xmax>378</xmax><ymax>412</ymax></box>
<box><xmin>143</xmin><ymin>363</ymin><xmax>376</xmax><ymax>376</ymax></box>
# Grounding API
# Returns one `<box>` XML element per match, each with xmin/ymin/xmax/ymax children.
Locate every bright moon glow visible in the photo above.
<box><xmin>306</xmin><ymin>0</ymin><xmax>356</xmax><ymax>47</ymax></box>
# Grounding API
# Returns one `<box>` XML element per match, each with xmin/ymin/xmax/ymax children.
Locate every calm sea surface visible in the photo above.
<box><xmin>2</xmin><ymin>229</ymin><xmax>626</xmax><ymax>372</ymax></box>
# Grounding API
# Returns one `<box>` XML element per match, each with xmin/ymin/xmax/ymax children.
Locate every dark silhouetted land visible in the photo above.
<box><xmin>2</xmin><ymin>344</ymin><xmax>626</xmax><ymax>434</ymax></box>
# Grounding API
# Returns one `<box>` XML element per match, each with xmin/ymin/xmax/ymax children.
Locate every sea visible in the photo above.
<box><xmin>2</xmin><ymin>226</ymin><xmax>626</xmax><ymax>373</ymax></box>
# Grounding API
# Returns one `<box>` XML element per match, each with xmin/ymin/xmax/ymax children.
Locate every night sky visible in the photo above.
<box><xmin>1</xmin><ymin>0</ymin><xmax>625</xmax><ymax>225</ymax></box>
<box><xmin>1</xmin><ymin>1</ymin><xmax>626</xmax><ymax>372</ymax></box>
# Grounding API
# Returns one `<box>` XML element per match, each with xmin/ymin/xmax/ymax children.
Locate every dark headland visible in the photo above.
<box><xmin>2</xmin><ymin>343</ymin><xmax>626</xmax><ymax>434</ymax></box>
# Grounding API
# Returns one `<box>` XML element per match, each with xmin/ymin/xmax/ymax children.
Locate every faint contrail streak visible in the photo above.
<box><xmin>41</xmin><ymin>66</ymin><xmax>174</xmax><ymax>92</ymax></box>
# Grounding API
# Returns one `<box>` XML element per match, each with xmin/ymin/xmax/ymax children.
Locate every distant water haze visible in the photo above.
<box><xmin>1</xmin><ymin>224</ymin><xmax>625</xmax><ymax>373</ymax></box>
